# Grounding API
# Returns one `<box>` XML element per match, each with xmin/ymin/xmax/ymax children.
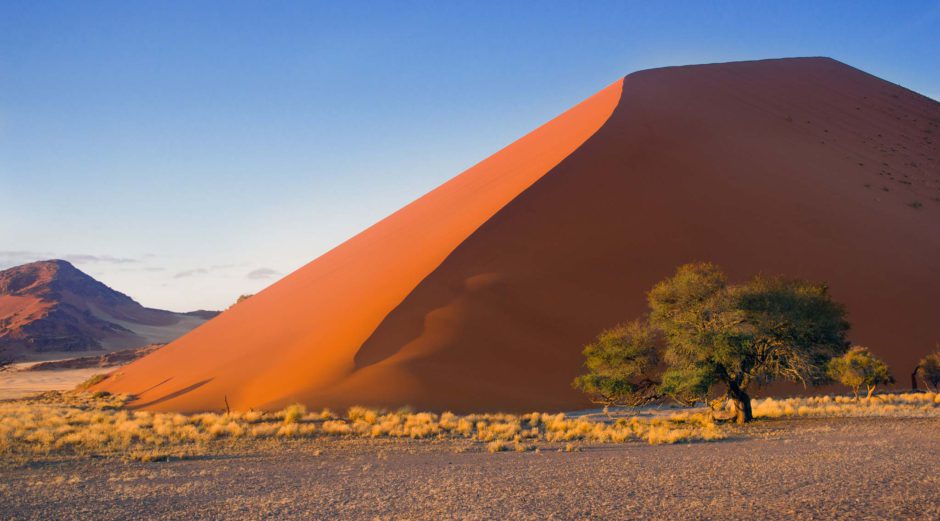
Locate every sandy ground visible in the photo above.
<box><xmin>95</xmin><ymin>312</ymin><xmax>207</xmax><ymax>349</ymax></box>
<box><xmin>1</xmin><ymin>417</ymin><xmax>937</xmax><ymax>520</ymax></box>
<box><xmin>0</xmin><ymin>365</ymin><xmax>104</xmax><ymax>400</ymax></box>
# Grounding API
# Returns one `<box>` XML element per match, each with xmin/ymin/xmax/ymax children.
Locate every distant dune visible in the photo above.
<box><xmin>0</xmin><ymin>260</ymin><xmax>217</xmax><ymax>360</ymax></box>
<box><xmin>97</xmin><ymin>57</ymin><xmax>940</xmax><ymax>413</ymax></box>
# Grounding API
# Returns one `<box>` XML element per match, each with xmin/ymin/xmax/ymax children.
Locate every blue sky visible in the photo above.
<box><xmin>2</xmin><ymin>1</ymin><xmax>939</xmax><ymax>311</ymax></box>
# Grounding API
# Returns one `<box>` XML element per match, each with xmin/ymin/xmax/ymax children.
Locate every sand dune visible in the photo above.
<box><xmin>97</xmin><ymin>57</ymin><xmax>940</xmax><ymax>413</ymax></box>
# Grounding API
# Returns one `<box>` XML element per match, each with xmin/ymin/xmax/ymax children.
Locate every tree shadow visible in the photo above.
<box><xmin>129</xmin><ymin>379</ymin><xmax>213</xmax><ymax>409</ymax></box>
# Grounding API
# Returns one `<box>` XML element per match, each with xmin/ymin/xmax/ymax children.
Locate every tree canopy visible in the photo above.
<box><xmin>649</xmin><ymin>263</ymin><xmax>850</xmax><ymax>422</ymax></box>
<box><xmin>572</xmin><ymin>319</ymin><xmax>661</xmax><ymax>413</ymax></box>
<box><xmin>827</xmin><ymin>346</ymin><xmax>893</xmax><ymax>400</ymax></box>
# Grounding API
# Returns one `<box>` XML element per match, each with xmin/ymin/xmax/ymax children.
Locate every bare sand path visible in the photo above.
<box><xmin>2</xmin><ymin>417</ymin><xmax>937</xmax><ymax>520</ymax></box>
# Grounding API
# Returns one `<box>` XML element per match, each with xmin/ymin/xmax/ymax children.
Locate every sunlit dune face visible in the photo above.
<box><xmin>96</xmin><ymin>77</ymin><xmax>624</xmax><ymax>412</ymax></box>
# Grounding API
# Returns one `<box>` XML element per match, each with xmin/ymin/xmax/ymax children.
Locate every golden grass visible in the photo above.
<box><xmin>751</xmin><ymin>392</ymin><xmax>940</xmax><ymax>419</ymax></box>
<box><xmin>0</xmin><ymin>392</ymin><xmax>728</xmax><ymax>460</ymax></box>
<box><xmin>7</xmin><ymin>391</ymin><xmax>934</xmax><ymax>461</ymax></box>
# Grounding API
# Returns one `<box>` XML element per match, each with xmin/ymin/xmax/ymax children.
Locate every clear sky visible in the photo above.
<box><xmin>2</xmin><ymin>1</ymin><xmax>938</xmax><ymax>311</ymax></box>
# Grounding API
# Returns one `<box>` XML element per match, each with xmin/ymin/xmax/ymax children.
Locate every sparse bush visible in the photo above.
<box><xmin>827</xmin><ymin>346</ymin><xmax>893</xmax><ymax>400</ymax></box>
<box><xmin>915</xmin><ymin>350</ymin><xmax>940</xmax><ymax>391</ymax></box>
<box><xmin>76</xmin><ymin>374</ymin><xmax>109</xmax><ymax>391</ymax></box>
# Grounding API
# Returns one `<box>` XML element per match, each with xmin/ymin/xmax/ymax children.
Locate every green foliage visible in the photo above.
<box><xmin>572</xmin><ymin>319</ymin><xmax>660</xmax><ymax>408</ymax></box>
<box><xmin>827</xmin><ymin>346</ymin><xmax>893</xmax><ymax>399</ymax></box>
<box><xmin>647</xmin><ymin>262</ymin><xmax>850</xmax><ymax>421</ymax></box>
<box><xmin>916</xmin><ymin>350</ymin><xmax>940</xmax><ymax>391</ymax></box>
<box><xmin>659</xmin><ymin>365</ymin><xmax>715</xmax><ymax>406</ymax></box>
<box><xmin>734</xmin><ymin>275</ymin><xmax>851</xmax><ymax>387</ymax></box>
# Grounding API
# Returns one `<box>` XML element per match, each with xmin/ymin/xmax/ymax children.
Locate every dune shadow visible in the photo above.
<box><xmin>130</xmin><ymin>378</ymin><xmax>213</xmax><ymax>409</ymax></box>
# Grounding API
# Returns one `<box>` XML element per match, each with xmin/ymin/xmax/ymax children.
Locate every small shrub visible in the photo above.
<box><xmin>76</xmin><ymin>374</ymin><xmax>109</xmax><ymax>391</ymax></box>
<box><xmin>282</xmin><ymin>403</ymin><xmax>306</xmax><ymax>424</ymax></box>
<box><xmin>916</xmin><ymin>350</ymin><xmax>940</xmax><ymax>391</ymax></box>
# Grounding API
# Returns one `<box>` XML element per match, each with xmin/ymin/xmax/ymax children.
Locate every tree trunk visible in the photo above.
<box><xmin>866</xmin><ymin>385</ymin><xmax>876</xmax><ymax>400</ymax></box>
<box><xmin>727</xmin><ymin>383</ymin><xmax>753</xmax><ymax>424</ymax></box>
<box><xmin>852</xmin><ymin>386</ymin><xmax>860</xmax><ymax>401</ymax></box>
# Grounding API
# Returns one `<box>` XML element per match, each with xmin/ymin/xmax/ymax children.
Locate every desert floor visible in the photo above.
<box><xmin>1</xmin><ymin>416</ymin><xmax>937</xmax><ymax>520</ymax></box>
<box><xmin>0</xmin><ymin>364</ymin><xmax>103</xmax><ymax>401</ymax></box>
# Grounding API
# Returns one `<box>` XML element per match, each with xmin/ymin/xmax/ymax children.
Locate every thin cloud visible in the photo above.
<box><xmin>246</xmin><ymin>268</ymin><xmax>281</xmax><ymax>280</ymax></box>
<box><xmin>0</xmin><ymin>250</ymin><xmax>141</xmax><ymax>268</ymax></box>
<box><xmin>63</xmin><ymin>254</ymin><xmax>140</xmax><ymax>264</ymax></box>
<box><xmin>174</xmin><ymin>268</ymin><xmax>209</xmax><ymax>279</ymax></box>
<box><xmin>0</xmin><ymin>250</ymin><xmax>47</xmax><ymax>267</ymax></box>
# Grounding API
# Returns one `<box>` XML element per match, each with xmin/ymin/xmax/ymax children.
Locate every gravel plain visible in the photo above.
<box><xmin>1</xmin><ymin>417</ymin><xmax>938</xmax><ymax>520</ymax></box>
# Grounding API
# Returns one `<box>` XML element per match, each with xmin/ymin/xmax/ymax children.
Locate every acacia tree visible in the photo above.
<box><xmin>827</xmin><ymin>346</ymin><xmax>893</xmax><ymax>400</ymax></box>
<box><xmin>648</xmin><ymin>263</ymin><xmax>849</xmax><ymax>423</ymax></box>
<box><xmin>572</xmin><ymin>319</ymin><xmax>661</xmax><ymax>415</ymax></box>
<box><xmin>915</xmin><ymin>350</ymin><xmax>940</xmax><ymax>392</ymax></box>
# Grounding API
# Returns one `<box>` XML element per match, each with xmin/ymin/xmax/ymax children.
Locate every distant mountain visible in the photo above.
<box><xmin>0</xmin><ymin>260</ymin><xmax>218</xmax><ymax>359</ymax></box>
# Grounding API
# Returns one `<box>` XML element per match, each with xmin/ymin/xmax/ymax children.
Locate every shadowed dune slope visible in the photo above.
<box><xmin>98</xmin><ymin>57</ymin><xmax>940</xmax><ymax>413</ymax></box>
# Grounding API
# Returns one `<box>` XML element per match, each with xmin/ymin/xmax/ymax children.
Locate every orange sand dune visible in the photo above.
<box><xmin>97</xmin><ymin>57</ymin><xmax>940</xmax><ymax>413</ymax></box>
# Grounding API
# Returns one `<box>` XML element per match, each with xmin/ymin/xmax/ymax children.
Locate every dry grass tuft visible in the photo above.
<box><xmin>486</xmin><ymin>440</ymin><xmax>508</xmax><ymax>453</ymax></box>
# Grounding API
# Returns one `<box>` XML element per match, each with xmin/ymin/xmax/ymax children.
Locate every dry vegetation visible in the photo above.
<box><xmin>0</xmin><ymin>392</ymin><xmax>725</xmax><ymax>461</ymax></box>
<box><xmin>752</xmin><ymin>392</ymin><xmax>940</xmax><ymax>418</ymax></box>
<box><xmin>2</xmin><ymin>390</ymin><xmax>937</xmax><ymax>463</ymax></box>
